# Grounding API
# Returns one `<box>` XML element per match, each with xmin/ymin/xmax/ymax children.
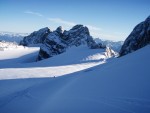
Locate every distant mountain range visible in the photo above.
<box><xmin>0</xmin><ymin>31</ymin><xmax>28</xmax><ymax>43</ymax></box>
<box><xmin>94</xmin><ymin>38</ymin><xmax>123</xmax><ymax>52</ymax></box>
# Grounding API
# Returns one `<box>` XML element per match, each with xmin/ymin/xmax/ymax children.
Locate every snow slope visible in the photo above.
<box><xmin>0</xmin><ymin>45</ymin><xmax>150</xmax><ymax>113</ymax></box>
<box><xmin>0</xmin><ymin>46</ymin><xmax>107</xmax><ymax>79</ymax></box>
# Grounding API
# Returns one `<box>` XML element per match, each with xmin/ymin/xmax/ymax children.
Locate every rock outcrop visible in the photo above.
<box><xmin>20</xmin><ymin>27</ymin><xmax>51</xmax><ymax>46</ymax></box>
<box><xmin>120</xmin><ymin>16</ymin><xmax>150</xmax><ymax>56</ymax></box>
<box><xmin>21</xmin><ymin>25</ymin><xmax>106</xmax><ymax>61</ymax></box>
<box><xmin>37</xmin><ymin>26</ymin><xmax>67</xmax><ymax>60</ymax></box>
<box><xmin>63</xmin><ymin>25</ymin><xmax>95</xmax><ymax>47</ymax></box>
<box><xmin>37</xmin><ymin>25</ymin><xmax>102</xmax><ymax>60</ymax></box>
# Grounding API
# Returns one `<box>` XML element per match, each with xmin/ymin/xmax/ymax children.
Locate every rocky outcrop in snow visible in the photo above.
<box><xmin>62</xmin><ymin>25</ymin><xmax>96</xmax><ymax>47</ymax></box>
<box><xmin>20</xmin><ymin>25</ymin><xmax>118</xmax><ymax>61</ymax></box>
<box><xmin>105</xmin><ymin>47</ymin><xmax>118</xmax><ymax>58</ymax></box>
<box><xmin>20</xmin><ymin>27</ymin><xmax>51</xmax><ymax>46</ymax></box>
<box><xmin>37</xmin><ymin>26</ymin><xmax>67</xmax><ymax>60</ymax></box>
<box><xmin>120</xmin><ymin>16</ymin><xmax>150</xmax><ymax>56</ymax></box>
<box><xmin>37</xmin><ymin>25</ymin><xmax>103</xmax><ymax>60</ymax></box>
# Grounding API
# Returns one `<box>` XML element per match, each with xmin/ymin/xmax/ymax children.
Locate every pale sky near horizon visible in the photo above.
<box><xmin>0</xmin><ymin>0</ymin><xmax>149</xmax><ymax>41</ymax></box>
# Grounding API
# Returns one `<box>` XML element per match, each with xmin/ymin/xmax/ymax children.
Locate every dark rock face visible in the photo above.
<box><xmin>120</xmin><ymin>16</ymin><xmax>150</xmax><ymax>56</ymax></box>
<box><xmin>20</xmin><ymin>27</ymin><xmax>51</xmax><ymax>46</ymax></box>
<box><xmin>37</xmin><ymin>25</ymin><xmax>103</xmax><ymax>60</ymax></box>
<box><xmin>37</xmin><ymin>27</ymin><xmax>67</xmax><ymax>60</ymax></box>
<box><xmin>63</xmin><ymin>25</ymin><xmax>96</xmax><ymax>47</ymax></box>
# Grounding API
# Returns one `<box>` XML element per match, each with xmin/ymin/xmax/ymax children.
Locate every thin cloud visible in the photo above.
<box><xmin>24</xmin><ymin>11</ymin><xmax>111</xmax><ymax>39</ymax></box>
<box><xmin>86</xmin><ymin>25</ymin><xmax>102</xmax><ymax>31</ymax></box>
<box><xmin>90</xmin><ymin>30</ymin><xmax>123</xmax><ymax>41</ymax></box>
<box><xmin>48</xmin><ymin>18</ymin><xmax>76</xmax><ymax>26</ymax></box>
<box><xmin>48</xmin><ymin>18</ymin><xmax>102</xmax><ymax>31</ymax></box>
<box><xmin>24</xmin><ymin>11</ymin><xmax>43</xmax><ymax>17</ymax></box>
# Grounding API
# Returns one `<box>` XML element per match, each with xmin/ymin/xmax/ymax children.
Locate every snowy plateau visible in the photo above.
<box><xmin>0</xmin><ymin>29</ymin><xmax>150</xmax><ymax>113</ymax></box>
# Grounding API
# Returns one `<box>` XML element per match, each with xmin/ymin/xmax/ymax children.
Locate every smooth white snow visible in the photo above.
<box><xmin>0</xmin><ymin>46</ymin><xmax>107</xmax><ymax>79</ymax></box>
<box><xmin>0</xmin><ymin>45</ymin><xmax>150</xmax><ymax>113</ymax></box>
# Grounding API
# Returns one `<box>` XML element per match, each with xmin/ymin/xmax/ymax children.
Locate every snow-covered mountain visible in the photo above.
<box><xmin>20</xmin><ymin>25</ymin><xmax>105</xmax><ymax>60</ymax></box>
<box><xmin>38</xmin><ymin>25</ymin><xmax>104</xmax><ymax>60</ymax></box>
<box><xmin>20</xmin><ymin>27</ymin><xmax>51</xmax><ymax>46</ymax></box>
<box><xmin>37</xmin><ymin>26</ymin><xmax>68</xmax><ymax>60</ymax></box>
<box><xmin>0</xmin><ymin>31</ymin><xmax>28</xmax><ymax>43</ymax></box>
<box><xmin>120</xmin><ymin>15</ymin><xmax>150</xmax><ymax>56</ymax></box>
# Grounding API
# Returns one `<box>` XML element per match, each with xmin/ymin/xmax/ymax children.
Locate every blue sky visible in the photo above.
<box><xmin>0</xmin><ymin>0</ymin><xmax>149</xmax><ymax>41</ymax></box>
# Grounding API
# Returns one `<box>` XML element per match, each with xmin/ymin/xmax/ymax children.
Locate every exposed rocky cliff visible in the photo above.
<box><xmin>21</xmin><ymin>25</ymin><xmax>109</xmax><ymax>61</ymax></box>
<box><xmin>37</xmin><ymin>26</ymin><xmax>67</xmax><ymax>60</ymax></box>
<box><xmin>37</xmin><ymin>25</ymin><xmax>103</xmax><ymax>60</ymax></box>
<box><xmin>20</xmin><ymin>27</ymin><xmax>51</xmax><ymax>46</ymax></box>
<box><xmin>120</xmin><ymin>16</ymin><xmax>150</xmax><ymax>56</ymax></box>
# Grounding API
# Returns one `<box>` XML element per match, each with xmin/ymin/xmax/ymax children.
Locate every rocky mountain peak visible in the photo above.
<box><xmin>37</xmin><ymin>25</ymin><xmax>104</xmax><ymax>60</ymax></box>
<box><xmin>55</xmin><ymin>26</ymin><xmax>63</xmax><ymax>34</ymax></box>
<box><xmin>70</xmin><ymin>25</ymin><xmax>90</xmax><ymax>35</ymax></box>
<box><xmin>71</xmin><ymin>24</ymin><xmax>83</xmax><ymax>29</ymax></box>
<box><xmin>20</xmin><ymin>24</ymin><xmax>106</xmax><ymax>61</ymax></box>
<box><xmin>20</xmin><ymin>27</ymin><xmax>51</xmax><ymax>46</ymax></box>
<box><xmin>120</xmin><ymin>15</ymin><xmax>150</xmax><ymax>56</ymax></box>
<box><xmin>145</xmin><ymin>15</ymin><xmax>150</xmax><ymax>22</ymax></box>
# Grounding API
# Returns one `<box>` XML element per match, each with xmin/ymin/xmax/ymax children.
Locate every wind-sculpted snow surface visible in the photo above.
<box><xmin>120</xmin><ymin>16</ymin><xmax>150</xmax><ymax>56</ymax></box>
<box><xmin>0</xmin><ymin>45</ymin><xmax>150</xmax><ymax>113</ymax></box>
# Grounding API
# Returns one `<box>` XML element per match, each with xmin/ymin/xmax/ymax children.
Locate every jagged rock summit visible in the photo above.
<box><xmin>37</xmin><ymin>25</ymin><xmax>102</xmax><ymax>60</ymax></box>
<box><xmin>120</xmin><ymin>15</ymin><xmax>150</xmax><ymax>56</ymax></box>
<box><xmin>20</xmin><ymin>24</ymin><xmax>108</xmax><ymax>61</ymax></box>
<box><xmin>20</xmin><ymin>27</ymin><xmax>51</xmax><ymax>46</ymax></box>
<box><xmin>38</xmin><ymin>26</ymin><xmax>67</xmax><ymax>60</ymax></box>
